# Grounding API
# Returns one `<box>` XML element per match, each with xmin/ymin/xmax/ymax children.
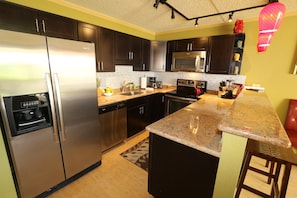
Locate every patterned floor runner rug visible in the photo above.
<box><xmin>120</xmin><ymin>137</ymin><xmax>149</xmax><ymax>172</ymax></box>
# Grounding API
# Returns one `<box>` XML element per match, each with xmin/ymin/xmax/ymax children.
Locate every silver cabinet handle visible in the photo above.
<box><xmin>142</xmin><ymin>64</ymin><xmax>145</xmax><ymax>71</ymax></box>
<box><xmin>53</xmin><ymin>73</ymin><xmax>66</xmax><ymax>141</ymax></box>
<box><xmin>42</xmin><ymin>20</ymin><xmax>46</xmax><ymax>33</ymax></box>
<box><xmin>101</xmin><ymin>61</ymin><xmax>104</xmax><ymax>71</ymax></box>
<box><xmin>46</xmin><ymin>73</ymin><xmax>59</xmax><ymax>142</ymax></box>
<box><xmin>97</xmin><ymin>61</ymin><xmax>100</xmax><ymax>71</ymax></box>
<box><xmin>35</xmin><ymin>19</ymin><xmax>39</xmax><ymax>33</ymax></box>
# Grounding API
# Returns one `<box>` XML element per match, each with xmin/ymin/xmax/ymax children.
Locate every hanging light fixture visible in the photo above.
<box><xmin>257</xmin><ymin>32</ymin><xmax>274</xmax><ymax>52</ymax></box>
<box><xmin>258</xmin><ymin>1</ymin><xmax>286</xmax><ymax>33</ymax></box>
<box><xmin>257</xmin><ymin>0</ymin><xmax>286</xmax><ymax>52</ymax></box>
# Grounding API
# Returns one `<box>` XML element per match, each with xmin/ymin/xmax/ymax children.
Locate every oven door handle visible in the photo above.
<box><xmin>165</xmin><ymin>94</ymin><xmax>197</xmax><ymax>103</ymax></box>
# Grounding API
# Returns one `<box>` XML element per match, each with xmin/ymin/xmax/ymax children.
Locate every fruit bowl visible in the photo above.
<box><xmin>103</xmin><ymin>92</ymin><xmax>113</xmax><ymax>96</ymax></box>
<box><xmin>103</xmin><ymin>87</ymin><xmax>113</xmax><ymax>96</ymax></box>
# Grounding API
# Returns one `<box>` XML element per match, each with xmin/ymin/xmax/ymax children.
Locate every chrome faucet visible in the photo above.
<box><xmin>121</xmin><ymin>82</ymin><xmax>135</xmax><ymax>92</ymax></box>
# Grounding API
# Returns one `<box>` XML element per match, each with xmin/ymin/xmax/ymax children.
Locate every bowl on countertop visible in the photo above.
<box><xmin>103</xmin><ymin>92</ymin><xmax>113</xmax><ymax>96</ymax></box>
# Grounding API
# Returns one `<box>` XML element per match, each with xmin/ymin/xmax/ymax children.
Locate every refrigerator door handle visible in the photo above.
<box><xmin>46</xmin><ymin>73</ymin><xmax>60</xmax><ymax>143</ymax></box>
<box><xmin>53</xmin><ymin>73</ymin><xmax>66</xmax><ymax>141</ymax></box>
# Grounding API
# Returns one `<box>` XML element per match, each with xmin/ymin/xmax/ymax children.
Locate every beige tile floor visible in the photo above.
<box><xmin>49</xmin><ymin>130</ymin><xmax>297</xmax><ymax>198</ymax></box>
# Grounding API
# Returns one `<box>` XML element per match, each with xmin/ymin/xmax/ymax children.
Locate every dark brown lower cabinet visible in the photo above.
<box><xmin>148</xmin><ymin>133</ymin><xmax>219</xmax><ymax>198</ymax></box>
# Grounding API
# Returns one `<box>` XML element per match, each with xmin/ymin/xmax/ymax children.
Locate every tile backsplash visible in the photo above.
<box><xmin>96</xmin><ymin>65</ymin><xmax>246</xmax><ymax>91</ymax></box>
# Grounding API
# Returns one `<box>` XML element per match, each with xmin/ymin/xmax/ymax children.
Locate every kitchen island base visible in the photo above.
<box><xmin>148</xmin><ymin>133</ymin><xmax>219</xmax><ymax>197</ymax></box>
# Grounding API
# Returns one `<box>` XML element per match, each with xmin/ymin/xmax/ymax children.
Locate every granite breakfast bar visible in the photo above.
<box><xmin>146</xmin><ymin>90</ymin><xmax>292</xmax><ymax>197</ymax></box>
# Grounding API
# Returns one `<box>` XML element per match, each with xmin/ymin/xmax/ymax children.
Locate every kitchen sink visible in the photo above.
<box><xmin>121</xmin><ymin>91</ymin><xmax>144</xmax><ymax>96</ymax></box>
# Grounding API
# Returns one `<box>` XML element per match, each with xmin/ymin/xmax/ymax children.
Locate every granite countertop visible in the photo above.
<box><xmin>146</xmin><ymin>94</ymin><xmax>234</xmax><ymax>158</ymax></box>
<box><xmin>146</xmin><ymin>90</ymin><xmax>292</xmax><ymax>158</ymax></box>
<box><xmin>218</xmin><ymin>90</ymin><xmax>291</xmax><ymax>148</ymax></box>
<box><xmin>97</xmin><ymin>86</ymin><xmax>176</xmax><ymax>106</ymax></box>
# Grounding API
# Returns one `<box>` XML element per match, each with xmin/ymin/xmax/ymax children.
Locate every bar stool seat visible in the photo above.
<box><xmin>235</xmin><ymin>140</ymin><xmax>297</xmax><ymax>198</ymax></box>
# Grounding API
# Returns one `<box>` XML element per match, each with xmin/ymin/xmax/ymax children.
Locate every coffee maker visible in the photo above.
<box><xmin>147</xmin><ymin>77</ymin><xmax>156</xmax><ymax>87</ymax></box>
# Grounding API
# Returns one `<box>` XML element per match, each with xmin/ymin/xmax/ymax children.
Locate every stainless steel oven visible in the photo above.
<box><xmin>165</xmin><ymin>79</ymin><xmax>207</xmax><ymax>116</ymax></box>
<box><xmin>165</xmin><ymin>94</ymin><xmax>197</xmax><ymax>115</ymax></box>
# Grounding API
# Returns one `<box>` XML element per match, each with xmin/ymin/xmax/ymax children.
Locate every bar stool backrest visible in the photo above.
<box><xmin>284</xmin><ymin>99</ymin><xmax>297</xmax><ymax>131</ymax></box>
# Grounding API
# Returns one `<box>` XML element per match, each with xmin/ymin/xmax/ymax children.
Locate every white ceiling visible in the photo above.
<box><xmin>63</xmin><ymin>0</ymin><xmax>297</xmax><ymax>33</ymax></box>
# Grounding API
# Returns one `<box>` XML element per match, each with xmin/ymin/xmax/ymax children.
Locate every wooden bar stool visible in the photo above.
<box><xmin>235</xmin><ymin>140</ymin><xmax>297</xmax><ymax>198</ymax></box>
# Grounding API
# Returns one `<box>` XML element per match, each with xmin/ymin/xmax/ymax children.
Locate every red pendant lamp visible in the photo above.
<box><xmin>257</xmin><ymin>0</ymin><xmax>286</xmax><ymax>52</ymax></box>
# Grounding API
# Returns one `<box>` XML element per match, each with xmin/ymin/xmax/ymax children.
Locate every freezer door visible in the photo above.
<box><xmin>0</xmin><ymin>29</ymin><xmax>49</xmax><ymax>95</ymax></box>
<box><xmin>46</xmin><ymin>37</ymin><xmax>101</xmax><ymax>178</ymax></box>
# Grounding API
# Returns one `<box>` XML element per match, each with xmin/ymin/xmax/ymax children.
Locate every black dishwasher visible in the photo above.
<box><xmin>99</xmin><ymin>101</ymin><xmax>127</xmax><ymax>152</ymax></box>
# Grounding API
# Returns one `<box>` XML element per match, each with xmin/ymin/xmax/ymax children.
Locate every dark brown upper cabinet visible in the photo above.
<box><xmin>0</xmin><ymin>2</ymin><xmax>78</xmax><ymax>40</ymax></box>
<box><xmin>134</xmin><ymin>39</ymin><xmax>150</xmax><ymax>71</ymax></box>
<box><xmin>97</xmin><ymin>27</ymin><xmax>115</xmax><ymax>72</ymax></box>
<box><xmin>174</xmin><ymin>37</ymin><xmax>209</xmax><ymax>52</ymax></box>
<box><xmin>207</xmin><ymin>34</ymin><xmax>245</xmax><ymax>74</ymax></box>
<box><xmin>207</xmin><ymin>35</ymin><xmax>234</xmax><ymax>74</ymax></box>
<box><xmin>78</xmin><ymin>22</ymin><xmax>115</xmax><ymax>72</ymax></box>
<box><xmin>114</xmin><ymin>32</ymin><xmax>149</xmax><ymax>71</ymax></box>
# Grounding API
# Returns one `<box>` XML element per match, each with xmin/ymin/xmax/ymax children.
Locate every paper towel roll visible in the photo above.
<box><xmin>140</xmin><ymin>77</ymin><xmax>147</xmax><ymax>89</ymax></box>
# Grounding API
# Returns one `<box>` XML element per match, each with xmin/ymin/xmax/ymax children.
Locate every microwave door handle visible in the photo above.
<box><xmin>46</xmin><ymin>73</ymin><xmax>59</xmax><ymax>143</ymax></box>
<box><xmin>53</xmin><ymin>73</ymin><xmax>66</xmax><ymax>141</ymax></box>
<box><xmin>195</xmin><ymin>56</ymin><xmax>200</xmax><ymax>72</ymax></box>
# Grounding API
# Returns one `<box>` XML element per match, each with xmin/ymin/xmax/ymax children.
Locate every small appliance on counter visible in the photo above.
<box><xmin>219</xmin><ymin>80</ymin><xmax>243</xmax><ymax>99</ymax></box>
<box><xmin>147</xmin><ymin>77</ymin><xmax>156</xmax><ymax>88</ymax></box>
<box><xmin>156</xmin><ymin>81</ymin><xmax>163</xmax><ymax>89</ymax></box>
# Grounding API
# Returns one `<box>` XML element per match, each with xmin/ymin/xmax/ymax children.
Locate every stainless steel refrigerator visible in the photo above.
<box><xmin>0</xmin><ymin>29</ymin><xmax>101</xmax><ymax>198</ymax></box>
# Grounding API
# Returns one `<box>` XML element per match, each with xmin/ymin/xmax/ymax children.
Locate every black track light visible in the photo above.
<box><xmin>195</xmin><ymin>18</ymin><xmax>199</xmax><ymax>27</ymax></box>
<box><xmin>153</xmin><ymin>0</ymin><xmax>160</xmax><ymax>9</ymax></box>
<box><xmin>228</xmin><ymin>12</ymin><xmax>234</xmax><ymax>22</ymax></box>
<box><xmin>171</xmin><ymin>9</ymin><xmax>175</xmax><ymax>19</ymax></box>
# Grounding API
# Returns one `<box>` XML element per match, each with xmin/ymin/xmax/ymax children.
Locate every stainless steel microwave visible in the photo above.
<box><xmin>171</xmin><ymin>51</ymin><xmax>207</xmax><ymax>72</ymax></box>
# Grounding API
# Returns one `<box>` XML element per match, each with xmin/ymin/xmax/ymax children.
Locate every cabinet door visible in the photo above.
<box><xmin>191</xmin><ymin>37</ymin><xmax>209</xmax><ymax>51</ymax></box>
<box><xmin>0</xmin><ymin>2</ymin><xmax>38</xmax><ymax>34</ymax></box>
<box><xmin>78</xmin><ymin>22</ymin><xmax>99</xmax><ymax>70</ymax></box>
<box><xmin>131</xmin><ymin>36</ymin><xmax>143</xmax><ymax>69</ymax></box>
<box><xmin>150</xmin><ymin>94</ymin><xmax>165</xmax><ymax>122</ymax></box>
<box><xmin>166</xmin><ymin>41</ymin><xmax>175</xmax><ymax>71</ymax></box>
<box><xmin>174</xmin><ymin>39</ymin><xmax>192</xmax><ymax>51</ymax></box>
<box><xmin>137</xmin><ymin>39</ymin><xmax>150</xmax><ymax>71</ymax></box>
<box><xmin>38</xmin><ymin>11</ymin><xmax>78</xmax><ymax>40</ymax></box>
<box><xmin>127</xmin><ymin>97</ymin><xmax>150</xmax><ymax>138</ymax></box>
<box><xmin>150</xmin><ymin>41</ymin><xmax>166</xmax><ymax>71</ymax></box>
<box><xmin>208</xmin><ymin>35</ymin><xmax>234</xmax><ymax>74</ymax></box>
<box><xmin>114</xmin><ymin>32</ymin><xmax>131</xmax><ymax>65</ymax></box>
<box><xmin>97</xmin><ymin>27</ymin><xmax>115</xmax><ymax>72</ymax></box>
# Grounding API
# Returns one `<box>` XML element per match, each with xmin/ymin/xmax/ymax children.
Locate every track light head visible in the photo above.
<box><xmin>153</xmin><ymin>0</ymin><xmax>160</xmax><ymax>8</ymax></box>
<box><xmin>154</xmin><ymin>0</ymin><xmax>167</xmax><ymax>8</ymax></box>
<box><xmin>228</xmin><ymin>12</ymin><xmax>234</xmax><ymax>22</ymax></box>
<box><xmin>195</xmin><ymin>18</ymin><xmax>199</xmax><ymax>27</ymax></box>
<box><xmin>171</xmin><ymin>9</ymin><xmax>175</xmax><ymax>19</ymax></box>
